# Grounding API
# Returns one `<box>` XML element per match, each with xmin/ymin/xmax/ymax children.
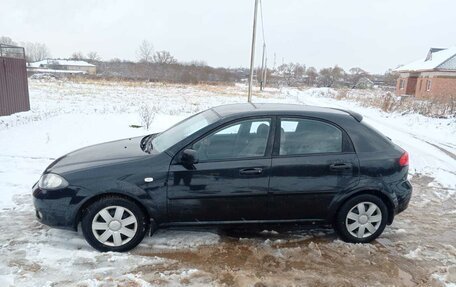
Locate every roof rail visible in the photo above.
<box><xmin>331</xmin><ymin>108</ymin><xmax>363</xmax><ymax>122</ymax></box>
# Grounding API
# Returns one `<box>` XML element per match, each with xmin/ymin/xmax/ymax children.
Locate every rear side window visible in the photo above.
<box><xmin>279</xmin><ymin>118</ymin><xmax>343</xmax><ymax>155</ymax></box>
<box><xmin>348</xmin><ymin>122</ymin><xmax>394</xmax><ymax>152</ymax></box>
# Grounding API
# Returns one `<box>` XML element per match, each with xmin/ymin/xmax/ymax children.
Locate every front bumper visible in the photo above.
<box><xmin>32</xmin><ymin>183</ymin><xmax>79</xmax><ymax>230</ymax></box>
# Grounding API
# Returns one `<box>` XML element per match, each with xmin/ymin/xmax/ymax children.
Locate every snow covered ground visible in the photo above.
<box><xmin>0</xmin><ymin>79</ymin><xmax>455</xmax><ymax>286</ymax></box>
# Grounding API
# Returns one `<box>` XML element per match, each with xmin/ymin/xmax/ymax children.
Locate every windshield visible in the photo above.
<box><xmin>151</xmin><ymin>109</ymin><xmax>219</xmax><ymax>152</ymax></box>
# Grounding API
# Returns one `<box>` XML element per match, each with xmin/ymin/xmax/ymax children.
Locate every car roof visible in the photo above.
<box><xmin>211</xmin><ymin>103</ymin><xmax>362</xmax><ymax>122</ymax></box>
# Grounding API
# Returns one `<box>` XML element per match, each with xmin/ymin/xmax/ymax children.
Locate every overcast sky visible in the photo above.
<box><xmin>1</xmin><ymin>0</ymin><xmax>454</xmax><ymax>73</ymax></box>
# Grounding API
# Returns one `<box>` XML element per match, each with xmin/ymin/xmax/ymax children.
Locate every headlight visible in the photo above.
<box><xmin>38</xmin><ymin>173</ymin><xmax>69</xmax><ymax>190</ymax></box>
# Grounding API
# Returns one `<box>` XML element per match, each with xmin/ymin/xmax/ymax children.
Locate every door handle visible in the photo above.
<box><xmin>239</xmin><ymin>168</ymin><xmax>263</xmax><ymax>175</ymax></box>
<box><xmin>329</xmin><ymin>163</ymin><xmax>352</xmax><ymax>171</ymax></box>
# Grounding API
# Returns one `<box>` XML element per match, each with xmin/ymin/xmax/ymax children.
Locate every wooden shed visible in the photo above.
<box><xmin>0</xmin><ymin>44</ymin><xmax>30</xmax><ymax>116</ymax></box>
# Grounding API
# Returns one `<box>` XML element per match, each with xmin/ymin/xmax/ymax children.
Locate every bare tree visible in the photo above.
<box><xmin>305</xmin><ymin>66</ymin><xmax>318</xmax><ymax>86</ymax></box>
<box><xmin>348</xmin><ymin>67</ymin><xmax>370</xmax><ymax>88</ymax></box>
<box><xmin>137</xmin><ymin>40</ymin><xmax>153</xmax><ymax>63</ymax></box>
<box><xmin>138</xmin><ymin>104</ymin><xmax>158</xmax><ymax>130</ymax></box>
<box><xmin>277</xmin><ymin>62</ymin><xmax>306</xmax><ymax>86</ymax></box>
<box><xmin>383</xmin><ymin>69</ymin><xmax>399</xmax><ymax>87</ymax></box>
<box><xmin>87</xmin><ymin>51</ymin><xmax>101</xmax><ymax>61</ymax></box>
<box><xmin>153</xmin><ymin>50</ymin><xmax>177</xmax><ymax>64</ymax></box>
<box><xmin>185</xmin><ymin>60</ymin><xmax>207</xmax><ymax>66</ymax></box>
<box><xmin>96</xmin><ymin>60</ymin><xmax>242</xmax><ymax>84</ymax></box>
<box><xmin>0</xmin><ymin>36</ymin><xmax>16</xmax><ymax>45</ymax></box>
<box><xmin>317</xmin><ymin>65</ymin><xmax>345</xmax><ymax>87</ymax></box>
<box><xmin>349</xmin><ymin>67</ymin><xmax>367</xmax><ymax>75</ymax></box>
<box><xmin>70</xmin><ymin>51</ymin><xmax>84</xmax><ymax>60</ymax></box>
<box><xmin>23</xmin><ymin>42</ymin><xmax>50</xmax><ymax>63</ymax></box>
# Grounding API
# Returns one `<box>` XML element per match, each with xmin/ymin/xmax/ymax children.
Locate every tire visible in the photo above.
<box><xmin>81</xmin><ymin>196</ymin><xmax>148</xmax><ymax>252</ymax></box>
<box><xmin>334</xmin><ymin>194</ymin><xmax>388</xmax><ymax>243</ymax></box>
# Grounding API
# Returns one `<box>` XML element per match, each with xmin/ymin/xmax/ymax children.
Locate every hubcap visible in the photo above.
<box><xmin>345</xmin><ymin>201</ymin><xmax>382</xmax><ymax>239</ymax></box>
<box><xmin>91</xmin><ymin>206</ymin><xmax>138</xmax><ymax>247</ymax></box>
<box><xmin>358</xmin><ymin>215</ymin><xmax>368</xmax><ymax>224</ymax></box>
<box><xmin>108</xmin><ymin>220</ymin><xmax>121</xmax><ymax>231</ymax></box>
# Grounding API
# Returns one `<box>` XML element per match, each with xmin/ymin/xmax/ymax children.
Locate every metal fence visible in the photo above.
<box><xmin>0</xmin><ymin>44</ymin><xmax>30</xmax><ymax>116</ymax></box>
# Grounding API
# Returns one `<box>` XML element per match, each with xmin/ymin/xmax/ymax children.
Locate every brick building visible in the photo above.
<box><xmin>395</xmin><ymin>47</ymin><xmax>456</xmax><ymax>100</ymax></box>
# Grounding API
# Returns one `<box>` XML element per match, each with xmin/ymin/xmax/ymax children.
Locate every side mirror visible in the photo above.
<box><xmin>181</xmin><ymin>149</ymin><xmax>198</xmax><ymax>166</ymax></box>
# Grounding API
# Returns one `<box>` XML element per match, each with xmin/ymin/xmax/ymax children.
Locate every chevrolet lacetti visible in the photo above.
<box><xmin>33</xmin><ymin>103</ymin><xmax>412</xmax><ymax>252</ymax></box>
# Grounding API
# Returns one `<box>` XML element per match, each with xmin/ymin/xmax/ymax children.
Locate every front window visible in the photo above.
<box><xmin>151</xmin><ymin>109</ymin><xmax>219</xmax><ymax>152</ymax></box>
<box><xmin>192</xmin><ymin>118</ymin><xmax>271</xmax><ymax>161</ymax></box>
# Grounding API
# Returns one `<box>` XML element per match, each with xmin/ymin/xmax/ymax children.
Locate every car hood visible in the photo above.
<box><xmin>45</xmin><ymin>136</ymin><xmax>150</xmax><ymax>175</ymax></box>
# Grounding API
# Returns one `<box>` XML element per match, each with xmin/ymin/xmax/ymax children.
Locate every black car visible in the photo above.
<box><xmin>33</xmin><ymin>103</ymin><xmax>412</xmax><ymax>252</ymax></box>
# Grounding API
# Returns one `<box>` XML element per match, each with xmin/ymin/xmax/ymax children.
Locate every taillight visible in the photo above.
<box><xmin>399</xmin><ymin>151</ymin><xmax>409</xmax><ymax>166</ymax></box>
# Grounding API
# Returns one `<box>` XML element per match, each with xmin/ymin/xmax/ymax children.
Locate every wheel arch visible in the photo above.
<box><xmin>329</xmin><ymin>189</ymin><xmax>395</xmax><ymax>225</ymax></box>
<box><xmin>73</xmin><ymin>192</ymin><xmax>152</xmax><ymax>231</ymax></box>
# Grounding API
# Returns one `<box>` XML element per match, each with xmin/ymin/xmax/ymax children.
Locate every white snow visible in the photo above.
<box><xmin>396</xmin><ymin>46</ymin><xmax>456</xmax><ymax>72</ymax></box>
<box><xmin>144</xmin><ymin>229</ymin><xmax>220</xmax><ymax>250</ymax></box>
<box><xmin>0</xmin><ymin>79</ymin><xmax>455</xmax><ymax>286</ymax></box>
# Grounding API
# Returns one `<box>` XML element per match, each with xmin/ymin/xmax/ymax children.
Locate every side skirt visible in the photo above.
<box><xmin>158</xmin><ymin>218</ymin><xmax>327</xmax><ymax>228</ymax></box>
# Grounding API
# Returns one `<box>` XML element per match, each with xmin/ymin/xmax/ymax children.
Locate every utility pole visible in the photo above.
<box><xmin>273</xmin><ymin>52</ymin><xmax>276</xmax><ymax>70</ymax></box>
<box><xmin>260</xmin><ymin>43</ymin><xmax>266</xmax><ymax>91</ymax></box>
<box><xmin>263</xmin><ymin>56</ymin><xmax>268</xmax><ymax>90</ymax></box>
<box><xmin>247</xmin><ymin>0</ymin><xmax>259</xmax><ymax>103</ymax></box>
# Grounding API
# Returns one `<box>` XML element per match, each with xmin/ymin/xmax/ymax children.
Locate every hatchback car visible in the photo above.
<box><xmin>33</xmin><ymin>103</ymin><xmax>412</xmax><ymax>252</ymax></box>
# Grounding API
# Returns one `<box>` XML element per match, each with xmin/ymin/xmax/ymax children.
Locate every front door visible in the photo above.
<box><xmin>167</xmin><ymin>117</ymin><xmax>274</xmax><ymax>222</ymax></box>
<box><xmin>268</xmin><ymin>117</ymin><xmax>359</xmax><ymax>220</ymax></box>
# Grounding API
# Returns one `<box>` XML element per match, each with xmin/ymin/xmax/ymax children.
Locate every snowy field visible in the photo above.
<box><xmin>0</xmin><ymin>79</ymin><xmax>455</xmax><ymax>286</ymax></box>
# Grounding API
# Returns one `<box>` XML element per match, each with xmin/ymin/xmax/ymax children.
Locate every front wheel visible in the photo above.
<box><xmin>81</xmin><ymin>197</ymin><xmax>148</xmax><ymax>252</ymax></box>
<box><xmin>334</xmin><ymin>194</ymin><xmax>388</xmax><ymax>243</ymax></box>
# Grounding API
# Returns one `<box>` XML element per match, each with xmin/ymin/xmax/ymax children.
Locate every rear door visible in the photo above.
<box><xmin>167</xmin><ymin>117</ymin><xmax>274</xmax><ymax>222</ymax></box>
<box><xmin>268</xmin><ymin>117</ymin><xmax>359</xmax><ymax>220</ymax></box>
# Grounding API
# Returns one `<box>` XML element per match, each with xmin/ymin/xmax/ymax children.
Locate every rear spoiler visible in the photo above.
<box><xmin>331</xmin><ymin>108</ymin><xmax>363</xmax><ymax>122</ymax></box>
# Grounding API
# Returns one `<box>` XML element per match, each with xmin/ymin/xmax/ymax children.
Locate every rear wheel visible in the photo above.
<box><xmin>334</xmin><ymin>194</ymin><xmax>388</xmax><ymax>243</ymax></box>
<box><xmin>81</xmin><ymin>197</ymin><xmax>148</xmax><ymax>252</ymax></box>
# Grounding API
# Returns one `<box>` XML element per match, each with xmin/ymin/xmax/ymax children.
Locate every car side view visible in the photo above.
<box><xmin>33</xmin><ymin>103</ymin><xmax>412</xmax><ymax>252</ymax></box>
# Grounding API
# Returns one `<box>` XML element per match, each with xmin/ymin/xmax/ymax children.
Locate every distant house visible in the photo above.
<box><xmin>28</xmin><ymin>59</ymin><xmax>96</xmax><ymax>75</ymax></box>
<box><xmin>354</xmin><ymin>77</ymin><xmax>374</xmax><ymax>89</ymax></box>
<box><xmin>395</xmin><ymin>47</ymin><xmax>456</xmax><ymax>100</ymax></box>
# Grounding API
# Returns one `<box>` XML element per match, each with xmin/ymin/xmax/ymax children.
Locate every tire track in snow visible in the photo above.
<box><xmin>362</xmin><ymin>115</ymin><xmax>455</xmax><ymax>162</ymax></box>
<box><xmin>0</xmin><ymin>154</ymin><xmax>55</xmax><ymax>160</ymax></box>
<box><xmin>421</xmin><ymin>140</ymin><xmax>456</xmax><ymax>161</ymax></box>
